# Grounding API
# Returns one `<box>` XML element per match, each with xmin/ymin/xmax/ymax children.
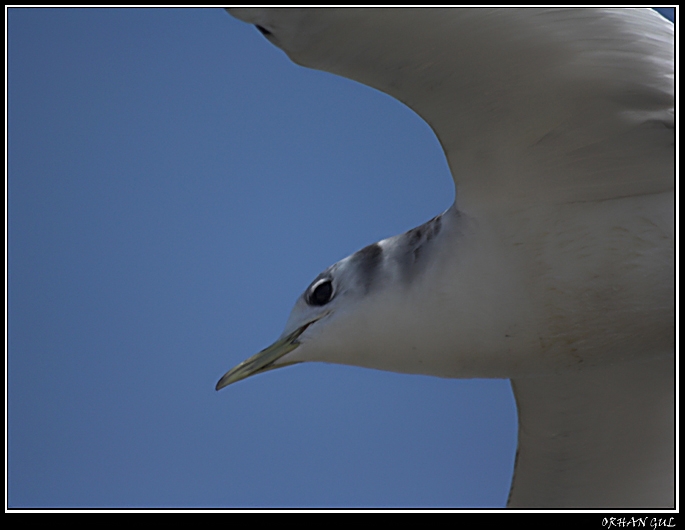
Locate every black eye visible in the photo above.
<box><xmin>308</xmin><ymin>279</ymin><xmax>334</xmax><ymax>306</ymax></box>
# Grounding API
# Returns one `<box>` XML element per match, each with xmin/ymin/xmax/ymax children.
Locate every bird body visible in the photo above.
<box><xmin>219</xmin><ymin>8</ymin><xmax>674</xmax><ymax>508</ymax></box>
<box><xmin>280</xmin><ymin>193</ymin><xmax>673</xmax><ymax>381</ymax></box>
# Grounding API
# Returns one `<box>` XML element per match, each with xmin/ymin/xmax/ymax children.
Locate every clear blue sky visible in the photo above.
<box><xmin>7</xmin><ymin>8</ymin><xmax>674</xmax><ymax>508</ymax></box>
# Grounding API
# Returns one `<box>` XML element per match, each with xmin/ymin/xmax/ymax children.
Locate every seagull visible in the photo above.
<box><xmin>217</xmin><ymin>8</ymin><xmax>674</xmax><ymax>508</ymax></box>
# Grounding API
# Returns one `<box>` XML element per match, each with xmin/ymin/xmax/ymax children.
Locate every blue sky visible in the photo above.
<box><xmin>7</xmin><ymin>8</ymin><xmax>674</xmax><ymax>509</ymax></box>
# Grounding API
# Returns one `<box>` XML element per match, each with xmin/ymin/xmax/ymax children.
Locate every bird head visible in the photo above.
<box><xmin>216</xmin><ymin>242</ymin><xmax>391</xmax><ymax>390</ymax></box>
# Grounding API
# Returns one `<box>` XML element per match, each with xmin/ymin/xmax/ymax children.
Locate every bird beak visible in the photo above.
<box><xmin>216</xmin><ymin>317</ymin><xmax>321</xmax><ymax>390</ymax></box>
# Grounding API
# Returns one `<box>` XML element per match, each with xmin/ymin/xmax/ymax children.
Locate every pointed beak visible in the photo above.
<box><xmin>216</xmin><ymin>319</ymin><xmax>319</xmax><ymax>390</ymax></box>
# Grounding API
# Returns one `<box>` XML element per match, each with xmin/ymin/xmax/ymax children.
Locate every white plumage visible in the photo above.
<box><xmin>220</xmin><ymin>8</ymin><xmax>674</xmax><ymax>508</ymax></box>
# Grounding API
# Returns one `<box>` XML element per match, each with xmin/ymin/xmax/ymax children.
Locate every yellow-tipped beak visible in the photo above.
<box><xmin>215</xmin><ymin>321</ymin><xmax>313</xmax><ymax>390</ymax></box>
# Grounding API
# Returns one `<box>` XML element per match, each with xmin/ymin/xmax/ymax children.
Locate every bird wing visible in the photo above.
<box><xmin>226</xmin><ymin>8</ymin><xmax>675</xmax><ymax>508</ymax></box>
<box><xmin>509</xmin><ymin>354</ymin><xmax>674</xmax><ymax>508</ymax></box>
<box><xmin>227</xmin><ymin>8</ymin><xmax>673</xmax><ymax>215</ymax></box>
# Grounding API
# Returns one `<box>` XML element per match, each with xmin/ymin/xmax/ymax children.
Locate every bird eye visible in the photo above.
<box><xmin>307</xmin><ymin>279</ymin><xmax>334</xmax><ymax>306</ymax></box>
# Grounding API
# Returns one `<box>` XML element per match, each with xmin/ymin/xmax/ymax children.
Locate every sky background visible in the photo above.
<box><xmin>7</xmin><ymin>8</ymin><xmax>674</xmax><ymax>509</ymax></box>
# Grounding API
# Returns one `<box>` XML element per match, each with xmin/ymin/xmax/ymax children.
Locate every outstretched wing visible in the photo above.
<box><xmin>509</xmin><ymin>355</ymin><xmax>674</xmax><ymax>508</ymax></box>
<box><xmin>228</xmin><ymin>8</ymin><xmax>673</xmax><ymax>215</ymax></box>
